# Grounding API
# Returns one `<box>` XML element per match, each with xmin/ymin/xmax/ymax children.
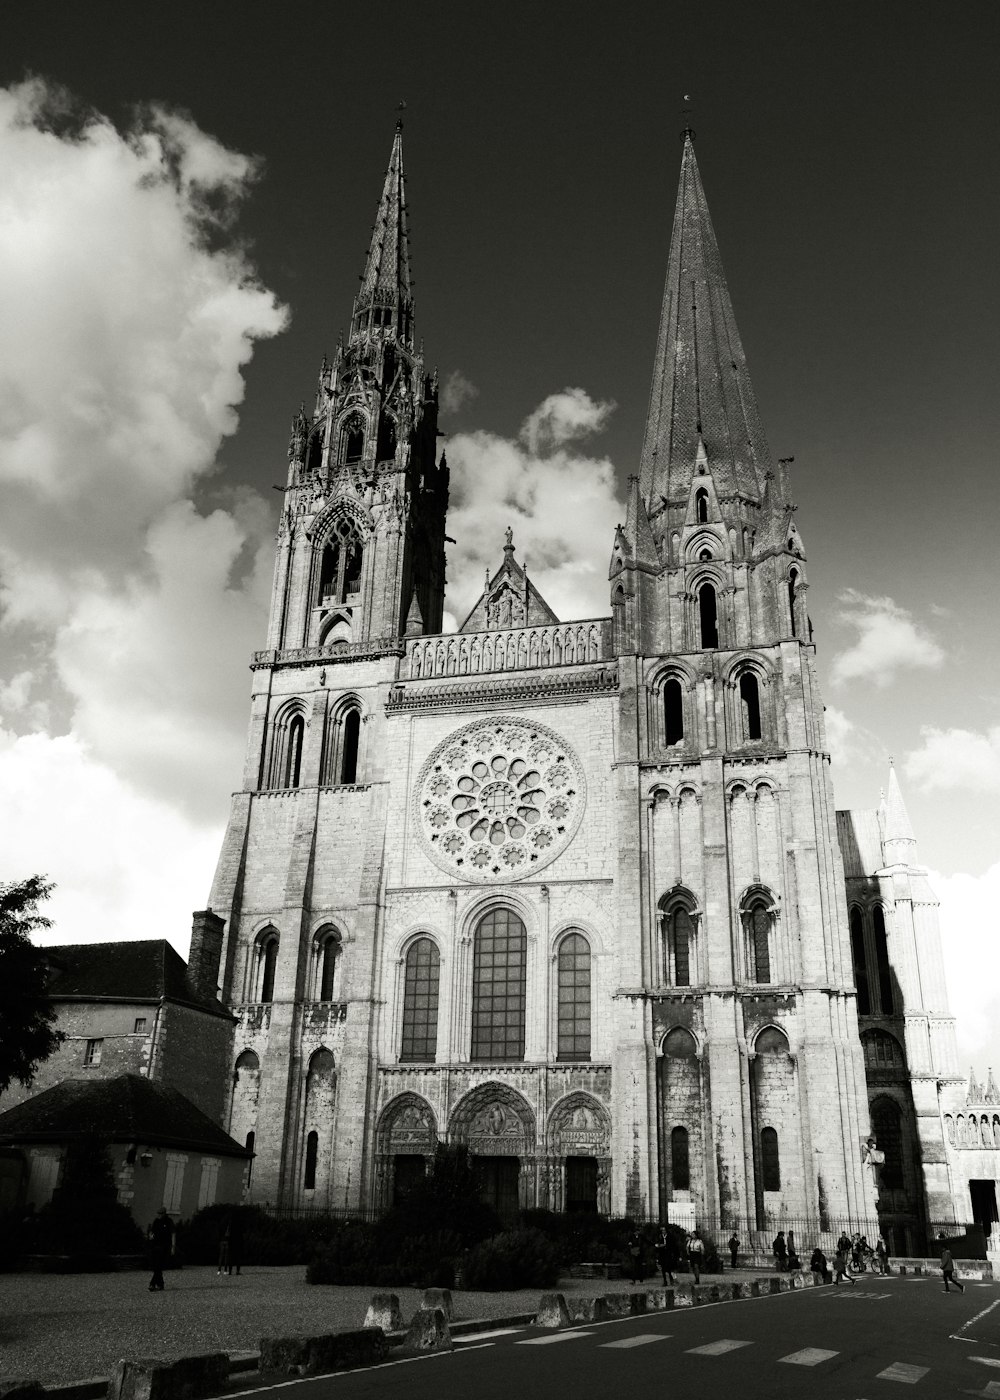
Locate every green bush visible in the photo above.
<box><xmin>179</xmin><ymin>1204</ymin><xmax>344</xmax><ymax>1267</ymax></box>
<box><xmin>32</xmin><ymin>1137</ymin><xmax>145</xmax><ymax>1264</ymax></box>
<box><xmin>393</xmin><ymin>1230</ymin><xmax>463</xmax><ymax>1289</ymax></box>
<box><xmin>306</xmin><ymin>1222</ymin><xmax>381</xmax><ymax>1284</ymax></box>
<box><xmin>464</xmin><ymin>1227</ymin><xmax>560</xmax><ymax>1291</ymax></box>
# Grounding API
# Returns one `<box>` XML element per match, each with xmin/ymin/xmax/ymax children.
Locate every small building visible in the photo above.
<box><xmin>0</xmin><ymin>1074</ymin><xmax>250</xmax><ymax>1231</ymax></box>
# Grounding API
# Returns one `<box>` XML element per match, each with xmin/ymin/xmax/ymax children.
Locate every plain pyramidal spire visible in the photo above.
<box><xmin>639</xmin><ymin>132</ymin><xmax>773</xmax><ymax>510</ymax></box>
<box><xmin>883</xmin><ymin>761</ymin><xmax>917</xmax><ymax>864</ymax></box>
<box><xmin>351</xmin><ymin>123</ymin><xmax>413</xmax><ymax>343</ymax></box>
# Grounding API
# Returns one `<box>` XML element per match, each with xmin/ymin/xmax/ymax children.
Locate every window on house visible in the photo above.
<box><xmin>163</xmin><ymin>1155</ymin><xmax>186</xmax><ymax>1213</ymax></box>
<box><xmin>760</xmin><ymin>1127</ymin><xmax>780</xmax><ymax>1191</ymax></box>
<box><xmin>83</xmin><ymin>1038</ymin><xmax>103</xmax><ymax>1068</ymax></box>
<box><xmin>850</xmin><ymin>907</ymin><xmax>871</xmax><ymax>1015</ymax></box>
<box><xmin>671</xmin><ymin>1126</ymin><xmax>690</xmax><ymax>1189</ymax></box>
<box><xmin>873</xmin><ymin>906</ymin><xmax>894</xmax><ymax>1014</ymax></box>
<box><xmin>198</xmin><ymin>1158</ymin><xmax>221</xmax><ymax>1210</ymax></box>
<box><xmin>471</xmin><ymin>909</ymin><xmax>527</xmax><ymax>1062</ymax></box>
<box><xmin>750</xmin><ymin>904</ymin><xmax>771</xmax><ymax>983</ymax></box>
<box><xmin>698</xmin><ymin>583</ymin><xmax>719</xmax><ymax>648</ymax></box>
<box><xmin>664</xmin><ymin>678</ymin><xmax>684</xmax><ymax>744</ymax></box>
<box><xmin>134</xmin><ymin>1017</ymin><xmax>147</xmax><ymax>1034</ymax></box>
<box><xmin>340</xmin><ymin>709</ymin><xmax>360</xmax><ymax>784</ymax></box>
<box><xmin>739</xmin><ymin>673</ymin><xmax>762</xmax><ymax>741</ymax></box>
<box><xmin>556</xmin><ymin>931</ymin><xmax>591</xmax><ymax>1061</ymax></box>
<box><xmin>695</xmin><ymin>488</ymin><xmax>709</xmax><ymax>523</ymax></box>
<box><xmin>259</xmin><ymin>935</ymin><xmax>279</xmax><ymax>1004</ymax></box>
<box><xmin>400</xmin><ymin>937</ymin><xmax>440</xmax><ymax>1063</ymax></box>
<box><xmin>304</xmin><ymin>1131</ymin><xmax>318</xmax><ymax>1190</ymax></box>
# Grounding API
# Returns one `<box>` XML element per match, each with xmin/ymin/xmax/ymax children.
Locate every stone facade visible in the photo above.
<box><xmin>198</xmin><ymin>124</ymin><xmax>988</xmax><ymax>1250</ymax></box>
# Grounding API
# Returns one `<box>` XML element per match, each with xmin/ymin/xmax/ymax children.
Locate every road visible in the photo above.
<box><xmin>233</xmin><ymin>1274</ymin><xmax>1000</xmax><ymax>1400</ymax></box>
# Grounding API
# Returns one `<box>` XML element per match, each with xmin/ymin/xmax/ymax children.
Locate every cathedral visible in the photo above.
<box><xmin>191</xmin><ymin>124</ymin><xmax>990</xmax><ymax>1257</ymax></box>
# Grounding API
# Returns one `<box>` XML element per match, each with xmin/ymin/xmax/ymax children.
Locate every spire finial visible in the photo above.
<box><xmin>395</xmin><ymin>100</ymin><xmax>406</xmax><ymax>132</ymax></box>
<box><xmin>504</xmin><ymin>525</ymin><xmax>514</xmax><ymax>555</ymax></box>
<box><xmin>680</xmin><ymin>93</ymin><xmax>695</xmax><ymax>143</ymax></box>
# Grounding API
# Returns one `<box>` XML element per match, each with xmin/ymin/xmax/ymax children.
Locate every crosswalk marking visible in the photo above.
<box><xmin>455</xmin><ymin>1328</ymin><xmax>525</xmax><ymax>1342</ymax></box>
<box><xmin>601</xmin><ymin>1335</ymin><xmax>671</xmax><ymax>1349</ymax></box>
<box><xmin>518</xmin><ymin>1332</ymin><xmax>593</xmax><ymax>1345</ymax></box>
<box><xmin>779</xmin><ymin>1347</ymin><xmax>839</xmax><ymax>1366</ymax></box>
<box><xmin>876</xmin><ymin>1362</ymin><xmax>929</xmax><ymax>1383</ymax></box>
<box><xmin>686</xmin><ymin>1339</ymin><xmax>753</xmax><ymax>1356</ymax></box>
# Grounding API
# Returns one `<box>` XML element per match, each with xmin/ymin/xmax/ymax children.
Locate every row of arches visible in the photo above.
<box><xmin>264</xmin><ymin>700</ymin><xmax>362</xmax><ymax>790</ymax></box>
<box><xmin>657</xmin><ymin>884</ymin><xmax>780</xmax><ymax>988</ymax></box>
<box><xmin>614</xmin><ymin>564</ymin><xmax>803</xmax><ymax>654</ymax></box>
<box><xmin>945</xmin><ymin>1113</ymin><xmax>1000</xmax><ymax>1149</ymax></box>
<box><xmin>650</xmin><ymin>660</ymin><xmax>779</xmax><ymax>752</ymax></box>
<box><xmin>850</xmin><ymin>904</ymin><xmax>896</xmax><ymax>1018</ymax></box>
<box><xmin>248</xmin><ymin>926</ymin><xmax>344</xmax><ymax>1005</ymax></box>
<box><xmin>409</xmin><ymin>622</ymin><xmax>604</xmax><ymax>680</ymax></box>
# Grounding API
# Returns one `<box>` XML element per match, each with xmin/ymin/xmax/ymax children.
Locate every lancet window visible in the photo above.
<box><xmin>400</xmin><ymin>937</ymin><xmax>440</xmax><ymax>1063</ymax></box>
<box><xmin>471</xmin><ymin>909</ymin><xmax>526</xmax><ymax>1062</ymax></box>
<box><xmin>317</xmin><ymin>519</ymin><xmax>365</xmax><ymax>607</ymax></box>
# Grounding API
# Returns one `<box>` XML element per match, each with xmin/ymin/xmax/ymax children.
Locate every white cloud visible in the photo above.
<box><xmin>0</xmin><ymin>727</ymin><xmax>218</xmax><ymax>957</ymax></box>
<box><xmin>823</xmin><ymin>705</ymin><xmax>856</xmax><ymax>768</ymax></box>
<box><xmin>829</xmin><ymin>589</ymin><xmax>944</xmax><ymax>689</ymax></box>
<box><xmin>934</xmin><ymin>863</ymin><xmax>1000</xmax><ymax>1074</ymax></box>
<box><xmin>905</xmin><ymin>725</ymin><xmax>1000</xmax><ymax>795</ymax></box>
<box><xmin>440</xmin><ymin>370</ymin><xmax>479</xmax><ymax>415</ymax></box>
<box><xmin>444</xmin><ymin>389</ymin><xmax>623</xmax><ymax>624</ymax></box>
<box><xmin>520</xmin><ymin>387</ymin><xmax>616</xmax><ymax>455</ymax></box>
<box><xmin>0</xmin><ymin>80</ymin><xmax>286</xmax><ymax>929</ymax></box>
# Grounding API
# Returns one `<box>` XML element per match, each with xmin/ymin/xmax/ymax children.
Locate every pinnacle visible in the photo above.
<box><xmin>353</xmin><ymin>125</ymin><xmax>413</xmax><ymax>342</ymax></box>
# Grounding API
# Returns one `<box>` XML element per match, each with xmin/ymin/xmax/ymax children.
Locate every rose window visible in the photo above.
<box><xmin>417</xmin><ymin>717</ymin><xmax>586</xmax><ymax>882</ymax></box>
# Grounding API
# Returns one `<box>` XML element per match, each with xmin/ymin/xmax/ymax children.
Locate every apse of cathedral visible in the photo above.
<box><xmin>192</xmin><ymin>123</ymin><xmax>991</xmax><ymax>1254</ymax></box>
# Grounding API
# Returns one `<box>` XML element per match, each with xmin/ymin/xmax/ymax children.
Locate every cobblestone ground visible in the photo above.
<box><xmin>0</xmin><ymin>1264</ymin><xmax>771</xmax><ymax>1385</ymax></box>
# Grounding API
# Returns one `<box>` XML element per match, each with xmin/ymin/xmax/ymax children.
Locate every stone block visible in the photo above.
<box><xmin>645</xmin><ymin>1288</ymin><xmax>667</xmax><ymax>1310</ymax></box>
<box><xmin>569</xmin><ymin>1296</ymin><xmax>610</xmax><ymax>1323</ymax></box>
<box><xmin>768</xmin><ymin>1278</ymin><xmax>781</xmax><ymax>1294</ymax></box>
<box><xmin>363</xmin><ymin>1294</ymin><xmax>403</xmax><ymax>1331</ymax></box>
<box><xmin>108</xmin><ymin>1354</ymin><xmax>230</xmax><ymax>1400</ymax></box>
<box><xmin>259</xmin><ymin>1330</ymin><xmax>387</xmax><ymax>1377</ymax></box>
<box><xmin>747</xmin><ymin>1281</ymin><xmax>762</xmax><ymax>1297</ymax></box>
<box><xmin>730</xmin><ymin>1282</ymin><xmax>744</xmax><ymax>1299</ymax></box>
<box><xmin>421</xmin><ymin>1288</ymin><xmax>453</xmax><ymax>1321</ymax></box>
<box><xmin>601</xmin><ymin>1293</ymin><xmax>633</xmax><ymax>1319</ymax></box>
<box><xmin>673</xmin><ymin>1287</ymin><xmax>693</xmax><ymax>1308</ymax></box>
<box><xmin>715</xmin><ymin>1283</ymin><xmax>733</xmax><ymax>1301</ymax></box>
<box><xmin>402</xmin><ymin>1308</ymin><xmax>452</xmax><ymax>1354</ymax></box>
<box><xmin>535</xmin><ymin>1293</ymin><xmax>571</xmax><ymax>1329</ymax></box>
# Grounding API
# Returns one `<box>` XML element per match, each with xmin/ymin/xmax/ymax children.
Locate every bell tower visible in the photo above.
<box><xmin>267</xmin><ymin>121</ymin><xmax>447</xmax><ymax>653</ymax></box>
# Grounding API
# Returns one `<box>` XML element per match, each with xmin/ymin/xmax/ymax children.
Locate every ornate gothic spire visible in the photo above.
<box><xmin>351</xmin><ymin>121</ymin><xmax>413</xmax><ymax>345</ymax></box>
<box><xmin>639</xmin><ymin>133</ymin><xmax>773</xmax><ymax>510</ymax></box>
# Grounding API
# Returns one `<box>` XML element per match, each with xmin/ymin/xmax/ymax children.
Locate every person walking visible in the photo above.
<box><xmin>941</xmin><ymin>1245</ymin><xmax>965</xmax><ymax>1293</ymax></box>
<box><xmin>773</xmin><ymin>1230</ymin><xmax>788</xmax><ymax>1271</ymax></box>
<box><xmin>227</xmin><ymin>1210</ymin><xmax>243</xmax><ymax>1276</ymax></box>
<box><xmin>655</xmin><ymin>1228</ymin><xmax>676</xmax><ymax>1287</ymax></box>
<box><xmin>728</xmin><ymin>1232</ymin><xmax>740</xmax><ymax>1270</ymax></box>
<box><xmin>787</xmin><ymin>1229</ymin><xmax>800</xmax><ymax>1271</ymax></box>
<box><xmin>810</xmin><ymin>1246</ymin><xmax>830</xmax><ymax>1283</ymax></box>
<box><xmin>628</xmin><ymin>1230</ymin><xmax>643</xmax><ymax>1284</ymax></box>
<box><xmin>687</xmin><ymin>1229</ymin><xmax>705</xmax><ymax>1284</ymax></box>
<box><xmin>833</xmin><ymin>1245</ymin><xmax>855</xmax><ymax>1286</ymax></box>
<box><xmin>148</xmin><ymin>1208</ymin><xmax>174</xmax><ymax>1292</ymax></box>
<box><xmin>875</xmin><ymin>1237</ymin><xmax>888</xmax><ymax>1276</ymax></box>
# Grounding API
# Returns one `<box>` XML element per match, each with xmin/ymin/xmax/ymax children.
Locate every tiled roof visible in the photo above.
<box><xmin>41</xmin><ymin>941</ymin><xmax>230</xmax><ymax>1018</ymax></box>
<box><xmin>0</xmin><ymin>1074</ymin><xmax>249</xmax><ymax>1157</ymax></box>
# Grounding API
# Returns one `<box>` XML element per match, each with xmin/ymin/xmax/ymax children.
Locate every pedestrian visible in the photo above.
<box><xmin>227</xmin><ymin>1210</ymin><xmax>243</xmax><ymax>1276</ymax></box>
<box><xmin>837</xmin><ymin>1230</ymin><xmax>852</xmax><ymax>1257</ymax></box>
<box><xmin>787</xmin><ymin>1229</ymin><xmax>800</xmax><ymax>1271</ymax></box>
<box><xmin>875</xmin><ymin>1237</ymin><xmax>888</xmax><ymax>1276</ymax></box>
<box><xmin>687</xmin><ymin>1228</ymin><xmax>705</xmax><ymax>1285</ymax></box>
<box><xmin>772</xmin><ymin>1230</ymin><xmax>788</xmax><ymax>1271</ymax></box>
<box><xmin>809</xmin><ymin>1246</ymin><xmax>830</xmax><ymax>1283</ymax></box>
<box><xmin>941</xmin><ymin>1245</ymin><xmax>965</xmax><ymax>1293</ymax></box>
<box><xmin>217</xmin><ymin>1213</ymin><xmax>231</xmax><ymax>1276</ymax></box>
<box><xmin>833</xmin><ymin>1246</ymin><xmax>855</xmax><ymax>1286</ymax></box>
<box><xmin>728</xmin><ymin>1231</ymin><xmax>740</xmax><ymax>1270</ymax></box>
<box><xmin>628</xmin><ymin>1229</ymin><xmax>643</xmax><ymax>1284</ymax></box>
<box><xmin>655</xmin><ymin>1228</ymin><xmax>676</xmax><ymax>1286</ymax></box>
<box><xmin>147</xmin><ymin>1208</ymin><xmax>174</xmax><ymax>1292</ymax></box>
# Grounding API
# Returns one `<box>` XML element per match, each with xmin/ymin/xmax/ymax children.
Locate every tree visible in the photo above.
<box><xmin>0</xmin><ymin>875</ymin><xmax>64</xmax><ymax>1095</ymax></box>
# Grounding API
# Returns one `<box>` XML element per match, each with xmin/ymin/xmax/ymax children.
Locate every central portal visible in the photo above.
<box><xmin>475</xmin><ymin>1155</ymin><xmax>520</xmax><ymax>1220</ymax></box>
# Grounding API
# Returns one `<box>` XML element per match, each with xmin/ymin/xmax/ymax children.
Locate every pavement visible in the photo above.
<box><xmin>0</xmin><ymin>1263</ymin><xmax>761</xmax><ymax>1386</ymax></box>
<box><xmin>231</xmin><ymin>1273</ymin><xmax>1000</xmax><ymax>1400</ymax></box>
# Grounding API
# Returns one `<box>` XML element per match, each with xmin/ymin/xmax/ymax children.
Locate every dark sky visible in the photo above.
<box><xmin>4</xmin><ymin>0</ymin><xmax>1000</xmax><ymax>867</ymax></box>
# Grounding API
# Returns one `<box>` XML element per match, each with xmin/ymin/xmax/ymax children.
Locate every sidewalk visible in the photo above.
<box><xmin>0</xmin><ymin>1264</ymin><xmax>781</xmax><ymax>1386</ymax></box>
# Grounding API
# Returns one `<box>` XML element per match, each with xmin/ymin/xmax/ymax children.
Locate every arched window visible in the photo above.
<box><xmin>284</xmin><ymin>715</ymin><xmax>304</xmax><ymax>788</ymax></box>
<box><xmin>788</xmin><ymin>569</ymin><xmax>799</xmax><ymax>638</ymax></box>
<box><xmin>760</xmin><ymin>1127</ymin><xmax>780</xmax><ymax>1191</ymax></box>
<box><xmin>401</xmin><ymin>937</ymin><xmax>440</xmax><ymax>1063</ymax></box>
<box><xmin>698</xmin><ymin>582</ymin><xmax>718</xmax><ymax>648</ymax></box>
<box><xmin>862</xmin><ymin>1029</ymin><xmax>904</xmax><ymax>1071</ymax></box>
<box><xmin>317</xmin><ymin>521</ymin><xmax>364</xmax><ymax>607</ymax></box>
<box><xmin>377</xmin><ymin>414</ymin><xmax>397</xmax><ymax>461</ymax></box>
<box><xmin>872</xmin><ymin>906</ymin><xmax>894</xmax><ymax>1014</ymax></box>
<box><xmin>340</xmin><ymin>709</ymin><xmax>360</xmax><ymax>784</ymax></box>
<box><xmin>471</xmin><ymin>909</ymin><xmax>526</xmax><ymax>1062</ymax></box>
<box><xmin>556</xmin><ymin>931</ymin><xmax>591</xmax><ymax>1061</ymax></box>
<box><xmin>258</xmin><ymin>933</ymin><xmax>279</xmax><ymax>1004</ymax></box>
<box><xmin>870</xmin><ymin>1096</ymin><xmax>904</xmax><ymax>1188</ymax></box>
<box><xmin>343</xmin><ymin>418</ymin><xmax>364</xmax><ymax>465</ymax></box>
<box><xmin>664</xmin><ymin>678</ymin><xmax>684</xmax><ymax>745</ymax></box>
<box><xmin>695</xmin><ymin>488</ymin><xmax>709</xmax><ymax>523</ymax></box>
<box><xmin>663</xmin><ymin>1026</ymin><xmax>697</xmax><ymax>1058</ymax></box>
<box><xmin>850</xmin><ymin>907</ymin><xmax>871</xmax><ymax>1016</ymax></box>
<box><xmin>666</xmin><ymin>907</ymin><xmax>694</xmax><ymax>987</ymax></box>
<box><xmin>749</xmin><ymin>903</ymin><xmax>771</xmax><ymax>983</ymax></box>
<box><xmin>304</xmin><ymin>1130</ymin><xmax>318</xmax><ymax>1190</ymax></box>
<box><xmin>739</xmin><ymin>673</ymin><xmax>762</xmax><ymax>741</ymax></box>
<box><xmin>316</xmin><ymin>930</ymin><xmax>340</xmax><ymax>1001</ymax></box>
<box><xmin>671</xmin><ymin>1125</ymin><xmax>690</xmax><ymax>1189</ymax></box>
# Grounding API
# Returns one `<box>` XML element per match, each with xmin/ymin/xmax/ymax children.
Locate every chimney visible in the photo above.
<box><xmin>188</xmin><ymin>909</ymin><xmax>226</xmax><ymax>1003</ymax></box>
